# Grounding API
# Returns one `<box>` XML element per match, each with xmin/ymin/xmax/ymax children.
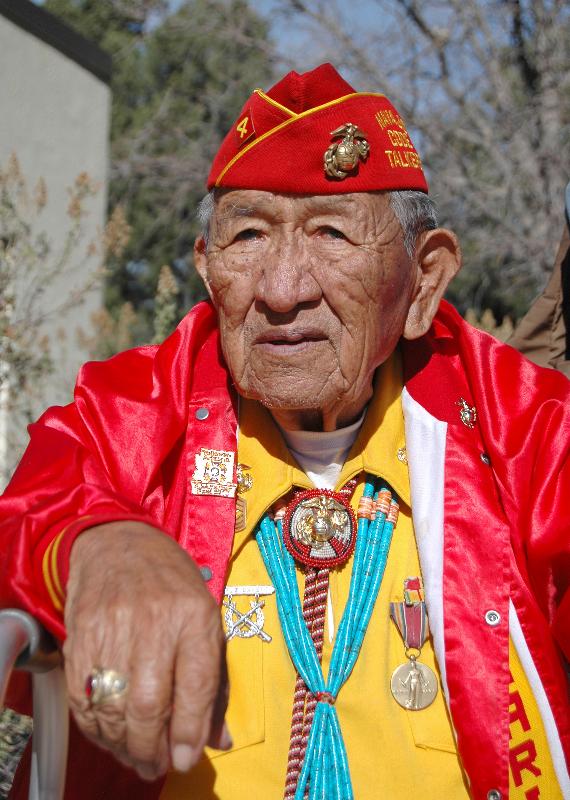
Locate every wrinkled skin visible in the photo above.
<box><xmin>65</xmin><ymin>523</ymin><xmax>231</xmax><ymax>780</ymax></box>
<box><xmin>65</xmin><ymin>190</ymin><xmax>460</xmax><ymax>779</ymax></box>
<box><xmin>195</xmin><ymin>190</ymin><xmax>460</xmax><ymax>431</ymax></box>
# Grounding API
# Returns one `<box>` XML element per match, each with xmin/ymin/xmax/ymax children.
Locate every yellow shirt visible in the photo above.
<box><xmin>163</xmin><ymin>353</ymin><xmax>561</xmax><ymax>799</ymax></box>
<box><xmin>163</xmin><ymin>355</ymin><xmax>470</xmax><ymax>798</ymax></box>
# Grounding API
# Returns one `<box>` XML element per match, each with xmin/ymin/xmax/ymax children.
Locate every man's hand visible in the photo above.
<box><xmin>63</xmin><ymin>521</ymin><xmax>230</xmax><ymax>780</ymax></box>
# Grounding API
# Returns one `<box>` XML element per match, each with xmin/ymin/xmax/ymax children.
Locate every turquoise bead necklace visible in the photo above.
<box><xmin>255</xmin><ymin>475</ymin><xmax>399</xmax><ymax>800</ymax></box>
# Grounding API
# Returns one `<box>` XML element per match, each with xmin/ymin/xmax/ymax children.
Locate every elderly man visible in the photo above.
<box><xmin>1</xmin><ymin>64</ymin><xmax>569</xmax><ymax>800</ymax></box>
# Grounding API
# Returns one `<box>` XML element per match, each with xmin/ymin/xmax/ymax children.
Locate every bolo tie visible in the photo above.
<box><xmin>255</xmin><ymin>474</ymin><xmax>399</xmax><ymax>800</ymax></box>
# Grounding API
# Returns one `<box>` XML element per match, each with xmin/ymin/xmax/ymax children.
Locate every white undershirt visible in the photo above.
<box><xmin>278</xmin><ymin>413</ymin><xmax>366</xmax><ymax>642</ymax></box>
<box><xmin>278</xmin><ymin>412</ymin><xmax>365</xmax><ymax>490</ymax></box>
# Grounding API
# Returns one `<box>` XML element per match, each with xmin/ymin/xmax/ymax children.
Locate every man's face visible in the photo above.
<box><xmin>195</xmin><ymin>190</ymin><xmax>420</xmax><ymax>430</ymax></box>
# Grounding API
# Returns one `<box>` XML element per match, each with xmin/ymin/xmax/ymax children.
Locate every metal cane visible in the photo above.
<box><xmin>0</xmin><ymin>609</ymin><xmax>67</xmax><ymax>800</ymax></box>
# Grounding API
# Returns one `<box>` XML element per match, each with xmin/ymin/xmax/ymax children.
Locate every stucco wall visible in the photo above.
<box><xmin>0</xmin><ymin>12</ymin><xmax>111</xmax><ymax>482</ymax></box>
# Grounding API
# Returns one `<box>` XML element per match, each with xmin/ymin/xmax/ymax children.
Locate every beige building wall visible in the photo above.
<box><xmin>0</xmin><ymin>5</ymin><xmax>111</xmax><ymax>484</ymax></box>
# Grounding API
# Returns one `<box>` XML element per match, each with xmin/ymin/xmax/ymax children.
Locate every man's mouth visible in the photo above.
<box><xmin>254</xmin><ymin>329</ymin><xmax>327</xmax><ymax>353</ymax></box>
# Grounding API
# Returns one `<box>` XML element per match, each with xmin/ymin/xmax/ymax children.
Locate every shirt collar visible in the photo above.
<box><xmin>235</xmin><ymin>349</ymin><xmax>410</xmax><ymax>552</ymax></box>
<box><xmin>337</xmin><ymin>349</ymin><xmax>410</xmax><ymax>507</ymax></box>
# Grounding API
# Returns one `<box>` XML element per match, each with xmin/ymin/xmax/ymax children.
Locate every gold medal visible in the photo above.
<box><xmin>389</xmin><ymin>577</ymin><xmax>439</xmax><ymax>710</ymax></box>
<box><xmin>391</xmin><ymin>655</ymin><xmax>438</xmax><ymax>710</ymax></box>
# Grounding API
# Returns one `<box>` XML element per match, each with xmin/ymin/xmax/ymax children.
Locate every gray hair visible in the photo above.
<box><xmin>196</xmin><ymin>189</ymin><xmax>438</xmax><ymax>257</ymax></box>
<box><xmin>196</xmin><ymin>191</ymin><xmax>216</xmax><ymax>248</ymax></box>
<box><xmin>389</xmin><ymin>190</ymin><xmax>438</xmax><ymax>257</ymax></box>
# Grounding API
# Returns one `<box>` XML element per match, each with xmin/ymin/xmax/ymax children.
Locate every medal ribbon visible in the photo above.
<box><xmin>389</xmin><ymin>577</ymin><xmax>429</xmax><ymax>651</ymax></box>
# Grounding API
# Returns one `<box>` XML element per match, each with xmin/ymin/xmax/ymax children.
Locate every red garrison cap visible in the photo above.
<box><xmin>207</xmin><ymin>63</ymin><xmax>428</xmax><ymax>194</ymax></box>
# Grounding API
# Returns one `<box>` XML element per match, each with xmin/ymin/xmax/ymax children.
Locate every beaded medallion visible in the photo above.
<box><xmin>282</xmin><ymin>489</ymin><xmax>357</xmax><ymax>568</ymax></box>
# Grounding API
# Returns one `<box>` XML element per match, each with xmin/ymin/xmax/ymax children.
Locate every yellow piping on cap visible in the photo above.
<box><xmin>215</xmin><ymin>91</ymin><xmax>386</xmax><ymax>187</ymax></box>
<box><xmin>253</xmin><ymin>89</ymin><xmax>297</xmax><ymax>117</ymax></box>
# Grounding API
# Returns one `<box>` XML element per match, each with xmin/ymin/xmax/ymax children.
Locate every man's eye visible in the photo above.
<box><xmin>233</xmin><ymin>229</ymin><xmax>261</xmax><ymax>242</ymax></box>
<box><xmin>319</xmin><ymin>226</ymin><xmax>346</xmax><ymax>240</ymax></box>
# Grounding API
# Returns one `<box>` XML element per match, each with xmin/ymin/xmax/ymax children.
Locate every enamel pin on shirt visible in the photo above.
<box><xmin>191</xmin><ymin>448</ymin><xmax>237</xmax><ymax>497</ymax></box>
<box><xmin>235</xmin><ymin>463</ymin><xmax>253</xmax><ymax>533</ymax></box>
<box><xmin>390</xmin><ymin>577</ymin><xmax>438</xmax><ymax>710</ymax></box>
<box><xmin>223</xmin><ymin>585</ymin><xmax>275</xmax><ymax>642</ymax></box>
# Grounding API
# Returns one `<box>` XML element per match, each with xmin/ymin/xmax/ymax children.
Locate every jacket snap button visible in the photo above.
<box><xmin>487</xmin><ymin>791</ymin><xmax>501</xmax><ymax>800</ymax></box>
<box><xmin>195</xmin><ymin>407</ymin><xmax>209</xmax><ymax>421</ymax></box>
<box><xmin>485</xmin><ymin>610</ymin><xmax>501</xmax><ymax>626</ymax></box>
<box><xmin>200</xmin><ymin>566</ymin><xmax>213</xmax><ymax>581</ymax></box>
<box><xmin>480</xmin><ymin>452</ymin><xmax>491</xmax><ymax>465</ymax></box>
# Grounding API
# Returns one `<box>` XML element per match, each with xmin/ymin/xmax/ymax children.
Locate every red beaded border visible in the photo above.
<box><xmin>282</xmin><ymin>488</ymin><xmax>357</xmax><ymax>569</ymax></box>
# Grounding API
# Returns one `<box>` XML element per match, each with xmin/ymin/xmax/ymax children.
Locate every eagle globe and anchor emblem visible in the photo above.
<box><xmin>323</xmin><ymin>122</ymin><xmax>370</xmax><ymax>180</ymax></box>
<box><xmin>283</xmin><ymin>489</ymin><xmax>357</xmax><ymax>569</ymax></box>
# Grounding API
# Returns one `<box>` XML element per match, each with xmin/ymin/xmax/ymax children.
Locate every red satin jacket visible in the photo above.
<box><xmin>1</xmin><ymin>300</ymin><xmax>569</xmax><ymax>800</ymax></box>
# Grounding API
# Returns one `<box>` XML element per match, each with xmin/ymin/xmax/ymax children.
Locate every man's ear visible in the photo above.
<box><xmin>194</xmin><ymin>237</ymin><xmax>214</xmax><ymax>303</ymax></box>
<box><xmin>403</xmin><ymin>228</ymin><xmax>461</xmax><ymax>340</ymax></box>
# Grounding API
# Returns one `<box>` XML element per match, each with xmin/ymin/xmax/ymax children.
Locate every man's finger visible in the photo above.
<box><xmin>64</xmin><ymin>623</ymin><xmax>132</xmax><ymax>753</ymax></box>
<box><xmin>206</xmin><ymin>649</ymin><xmax>232</xmax><ymax>751</ymax></box>
<box><xmin>169</xmin><ymin>610</ymin><xmax>224</xmax><ymax>771</ymax></box>
<box><xmin>124</xmin><ymin>649</ymin><xmax>173</xmax><ymax>772</ymax></box>
<box><xmin>93</xmin><ymin>703</ymin><xmax>128</xmax><ymax>749</ymax></box>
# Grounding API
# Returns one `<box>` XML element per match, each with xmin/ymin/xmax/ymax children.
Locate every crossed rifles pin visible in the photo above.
<box><xmin>223</xmin><ymin>585</ymin><xmax>275</xmax><ymax>643</ymax></box>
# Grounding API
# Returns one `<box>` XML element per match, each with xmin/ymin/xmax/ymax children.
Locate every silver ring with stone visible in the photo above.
<box><xmin>85</xmin><ymin>667</ymin><xmax>128</xmax><ymax>706</ymax></box>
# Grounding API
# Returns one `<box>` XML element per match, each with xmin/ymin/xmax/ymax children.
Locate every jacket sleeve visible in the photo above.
<box><xmin>466</xmin><ymin>319</ymin><xmax>570</xmax><ymax>664</ymax></box>
<box><xmin>0</xmin><ymin>329</ymin><xmax>194</xmax><ymax>642</ymax></box>
<box><xmin>409</xmin><ymin>302</ymin><xmax>570</xmax><ymax>665</ymax></box>
<box><xmin>522</xmin><ymin>392</ymin><xmax>570</xmax><ymax>664</ymax></box>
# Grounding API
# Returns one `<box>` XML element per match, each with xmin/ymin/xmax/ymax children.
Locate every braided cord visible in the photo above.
<box><xmin>284</xmin><ymin>568</ymin><xmax>329</xmax><ymax>798</ymax></box>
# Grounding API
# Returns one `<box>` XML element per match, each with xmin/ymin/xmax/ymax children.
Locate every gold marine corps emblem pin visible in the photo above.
<box><xmin>456</xmin><ymin>397</ymin><xmax>477</xmax><ymax>429</ymax></box>
<box><xmin>283</xmin><ymin>489</ymin><xmax>357</xmax><ymax>569</ymax></box>
<box><xmin>324</xmin><ymin>122</ymin><xmax>370</xmax><ymax>179</ymax></box>
<box><xmin>293</xmin><ymin>495</ymin><xmax>348</xmax><ymax>548</ymax></box>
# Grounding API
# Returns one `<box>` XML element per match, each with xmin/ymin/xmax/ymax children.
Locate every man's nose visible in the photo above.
<box><xmin>255</xmin><ymin>236</ymin><xmax>321</xmax><ymax>313</ymax></box>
